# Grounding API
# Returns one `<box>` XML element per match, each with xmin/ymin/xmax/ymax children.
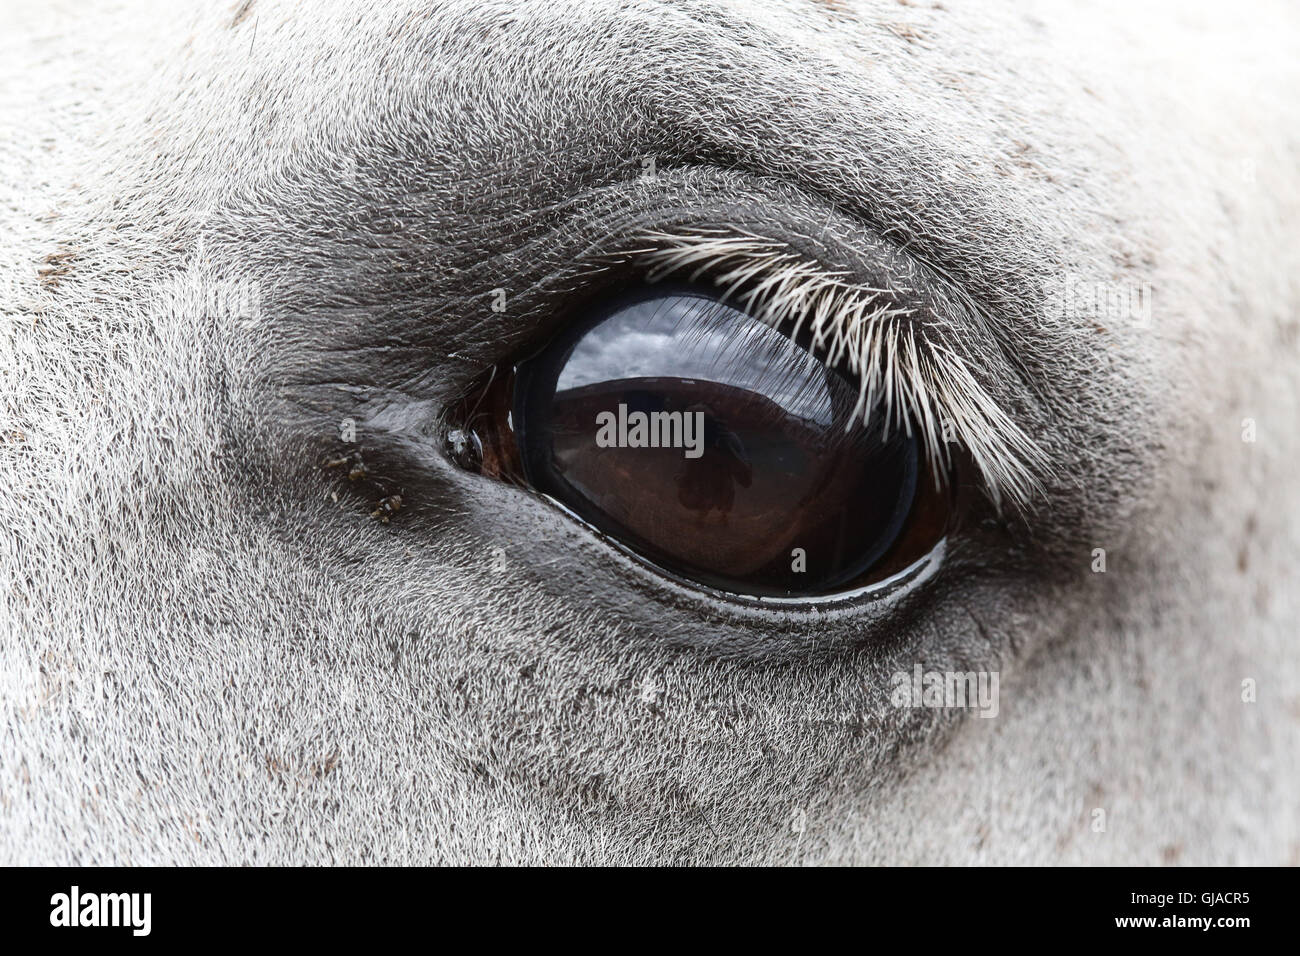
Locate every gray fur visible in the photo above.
<box><xmin>1</xmin><ymin>0</ymin><xmax>1297</xmax><ymax>863</ymax></box>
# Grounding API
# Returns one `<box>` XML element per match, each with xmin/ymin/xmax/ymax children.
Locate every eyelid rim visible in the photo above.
<box><xmin>544</xmin><ymin>480</ymin><xmax>953</xmax><ymax>611</ymax></box>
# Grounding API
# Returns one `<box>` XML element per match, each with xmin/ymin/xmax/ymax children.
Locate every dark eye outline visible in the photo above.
<box><xmin>510</xmin><ymin>283</ymin><xmax>953</xmax><ymax>598</ymax></box>
<box><xmin>440</xmin><ymin>243</ymin><xmax>1010</xmax><ymax>607</ymax></box>
<box><xmin>414</xmin><ymin>207</ymin><xmax>1053</xmax><ymax>621</ymax></box>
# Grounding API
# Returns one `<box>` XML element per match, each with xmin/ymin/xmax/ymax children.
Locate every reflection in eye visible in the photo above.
<box><xmin>451</xmin><ymin>286</ymin><xmax>954</xmax><ymax>599</ymax></box>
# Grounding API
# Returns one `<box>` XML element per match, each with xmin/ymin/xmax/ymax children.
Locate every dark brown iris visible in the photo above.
<box><xmin>500</xmin><ymin>287</ymin><xmax>926</xmax><ymax>597</ymax></box>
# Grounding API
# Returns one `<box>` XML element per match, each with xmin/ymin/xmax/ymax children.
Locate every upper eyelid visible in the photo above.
<box><xmin>628</xmin><ymin>228</ymin><xmax>1052</xmax><ymax>514</ymax></box>
<box><xmin>255</xmin><ymin>155</ymin><xmax>1056</xmax><ymax>512</ymax></box>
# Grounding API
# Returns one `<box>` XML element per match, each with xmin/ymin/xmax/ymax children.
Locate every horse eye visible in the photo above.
<box><xmin>450</xmin><ymin>287</ymin><xmax>954</xmax><ymax>599</ymax></box>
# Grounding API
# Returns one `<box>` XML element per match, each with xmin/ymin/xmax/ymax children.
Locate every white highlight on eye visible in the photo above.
<box><xmin>636</xmin><ymin>229</ymin><xmax>1049</xmax><ymax>512</ymax></box>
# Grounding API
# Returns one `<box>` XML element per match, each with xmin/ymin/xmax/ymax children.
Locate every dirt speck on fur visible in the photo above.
<box><xmin>230</xmin><ymin>1</ymin><xmax>255</xmax><ymax>29</ymax></box>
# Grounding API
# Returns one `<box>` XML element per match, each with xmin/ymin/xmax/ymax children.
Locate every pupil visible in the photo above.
<box><xmin>515</xmin><ymin>287</ymin><xmax>919</xmax><ymax>597</ymax></box>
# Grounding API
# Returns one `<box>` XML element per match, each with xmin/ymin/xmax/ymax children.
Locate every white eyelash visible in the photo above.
<box><xmin>635</xmin><ymin>229</ymin><xmax>1049</xmax><ymax>512</ymax></box>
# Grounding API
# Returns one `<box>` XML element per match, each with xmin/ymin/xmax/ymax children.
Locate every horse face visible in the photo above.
<box><xmin>2</xmin><ymin>0</ymin><xmax>1297</xmax><ymax>863</ymax></box>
